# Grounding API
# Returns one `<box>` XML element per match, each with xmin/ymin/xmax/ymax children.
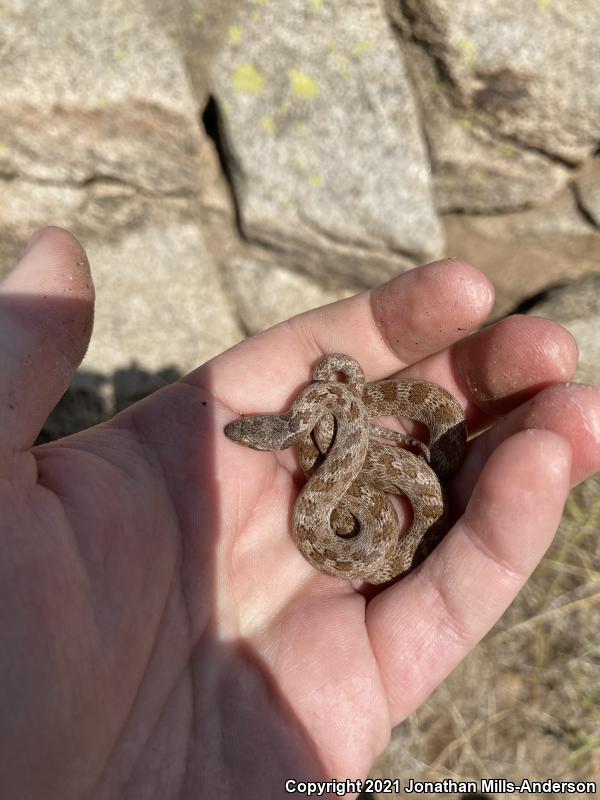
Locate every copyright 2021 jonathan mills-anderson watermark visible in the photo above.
<box><xmin>284</xmin><ymin>777</ymin><xmax>597</xmax><ymax>796</ymax></box>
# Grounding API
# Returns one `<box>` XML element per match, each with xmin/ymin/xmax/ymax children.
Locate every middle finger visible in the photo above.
<box><xmin>391</xmin><ymin>313</ymin><xmax>578</xmax><ymax>436</ymax></box>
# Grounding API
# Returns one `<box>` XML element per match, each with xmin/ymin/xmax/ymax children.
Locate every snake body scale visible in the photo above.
<box><xmin>224</xmin><ymin>354</ymin><xmax>466</xmax><ymax>584</ymax></box>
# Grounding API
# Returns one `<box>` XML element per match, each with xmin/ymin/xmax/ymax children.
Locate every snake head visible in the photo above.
<box><xmin>224</xmin><ymin>414</ymin><xmax>294</xmax><ymax>451</ymax></box>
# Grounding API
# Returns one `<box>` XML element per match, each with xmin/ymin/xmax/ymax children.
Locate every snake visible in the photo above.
<box><xmin>224</xmin><ymin>354</ymin><xmax>467</xmax><ymax>584</ymax></box>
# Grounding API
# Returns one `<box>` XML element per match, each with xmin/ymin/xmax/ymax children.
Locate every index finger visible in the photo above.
<box><xmin>199</xmin><ymin>259</ymin><xmax>494</xmax><ymax>411</ymax></box>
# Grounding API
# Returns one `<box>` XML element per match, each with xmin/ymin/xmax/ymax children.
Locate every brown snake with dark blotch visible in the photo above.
<box><xmin>224</xmin><ymin>354</ymin><xmax>467</xmax><ymax>583</ymax></box>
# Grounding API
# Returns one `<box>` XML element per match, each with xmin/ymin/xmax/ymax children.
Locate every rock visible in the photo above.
<box><xmin>392</xmin><ymin>0</ymin><xmax>600</xmax><ymax>162</ymax></box>
<box><xmin>0</xmin><ymin>0</ymin><xmax>204</xmax><ymax>194</ymax></box>
<box><xmin>0</xmin><ymin>0</ymin><xmax>244</xmax><ymax>406</ymax></box>
<box><xmin>82</xmin><ymin>222</ymin><xmax>242</xmax><ymax>380</ymax></box>
<box><xmin>0</xmin><ymin>181</ymin><xmax>86</xmax><ymax>269</ymax></box>
<box><xmin>390</xmin><ymin>0</ymin><xmax>600</xmax><ymax>212</ymax></box>
<box><xmin>210</xmin><ymin>0</ymin><xmax>443</xmax><ymax>280</ymax></box>
<box><xmin>0</xmin><ymin>174</ymin><xmax>227</xmax><ymax>275</ymax></box>
<box><xmin>576</xmin><ymin>157</ymin><xmax>600</xmax><ymax>228</ymax></box>
<box><xmin>443</xmin><ymin>188</ymin><xmax>600</xmax><ymax>317</ymax></box>
<box><xmin>150</xmin><ymin>0</ymin><xmax>242</xmax><ymax>101</ymax></box>
<box><xmin>224</xmin><ymin>255</ymin><xmax>358</xmax><ymax>335</ymax></box>
<box><xmin>398</xmin><ymin>41</ymin><xmax>569</xmax><ymax>213</ymax></box>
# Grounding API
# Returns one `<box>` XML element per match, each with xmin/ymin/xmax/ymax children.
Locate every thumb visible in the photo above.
<box><xmin>0</xmin><ymin>227</ymin><xmax>94</xmax><ymax>457</ymax></box>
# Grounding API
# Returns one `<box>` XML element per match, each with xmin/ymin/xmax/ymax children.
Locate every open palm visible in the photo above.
<box><xmin>2</xmin><ymin>228</ymin><xmax>599</xmax><ymax>800</ymax></box>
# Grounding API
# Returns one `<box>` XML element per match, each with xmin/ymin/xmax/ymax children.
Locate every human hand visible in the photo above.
<box><xmin>1</xmin><ymin>227</ymin><xmax>599</xmax><ymax>799</ymax></box>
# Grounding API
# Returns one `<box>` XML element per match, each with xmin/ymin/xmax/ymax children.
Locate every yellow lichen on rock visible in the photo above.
<box><xmin>260</xmin><ymin>116</ymin><xmax>276</xmax><ymax>135</ymax></box>
<box><xmin>232</xmin><ymin>63</ymin><xmax>266</xmax><ymax>95</ymax></box>
<box><xmin>288</xmin><ymin>69</ymin><xmax>319</xmax><ymax>99</ymax></box>
<box><xmin>228</xmin><ymin>26</ymin><xmax>242</xmax><ymax>46</ymax></box>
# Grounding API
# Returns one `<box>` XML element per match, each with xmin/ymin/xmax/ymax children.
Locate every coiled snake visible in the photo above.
<box><xmin>224</xmin><ymin>354</ymin><xmax>467</xmax><ymax>584</ymax></box>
